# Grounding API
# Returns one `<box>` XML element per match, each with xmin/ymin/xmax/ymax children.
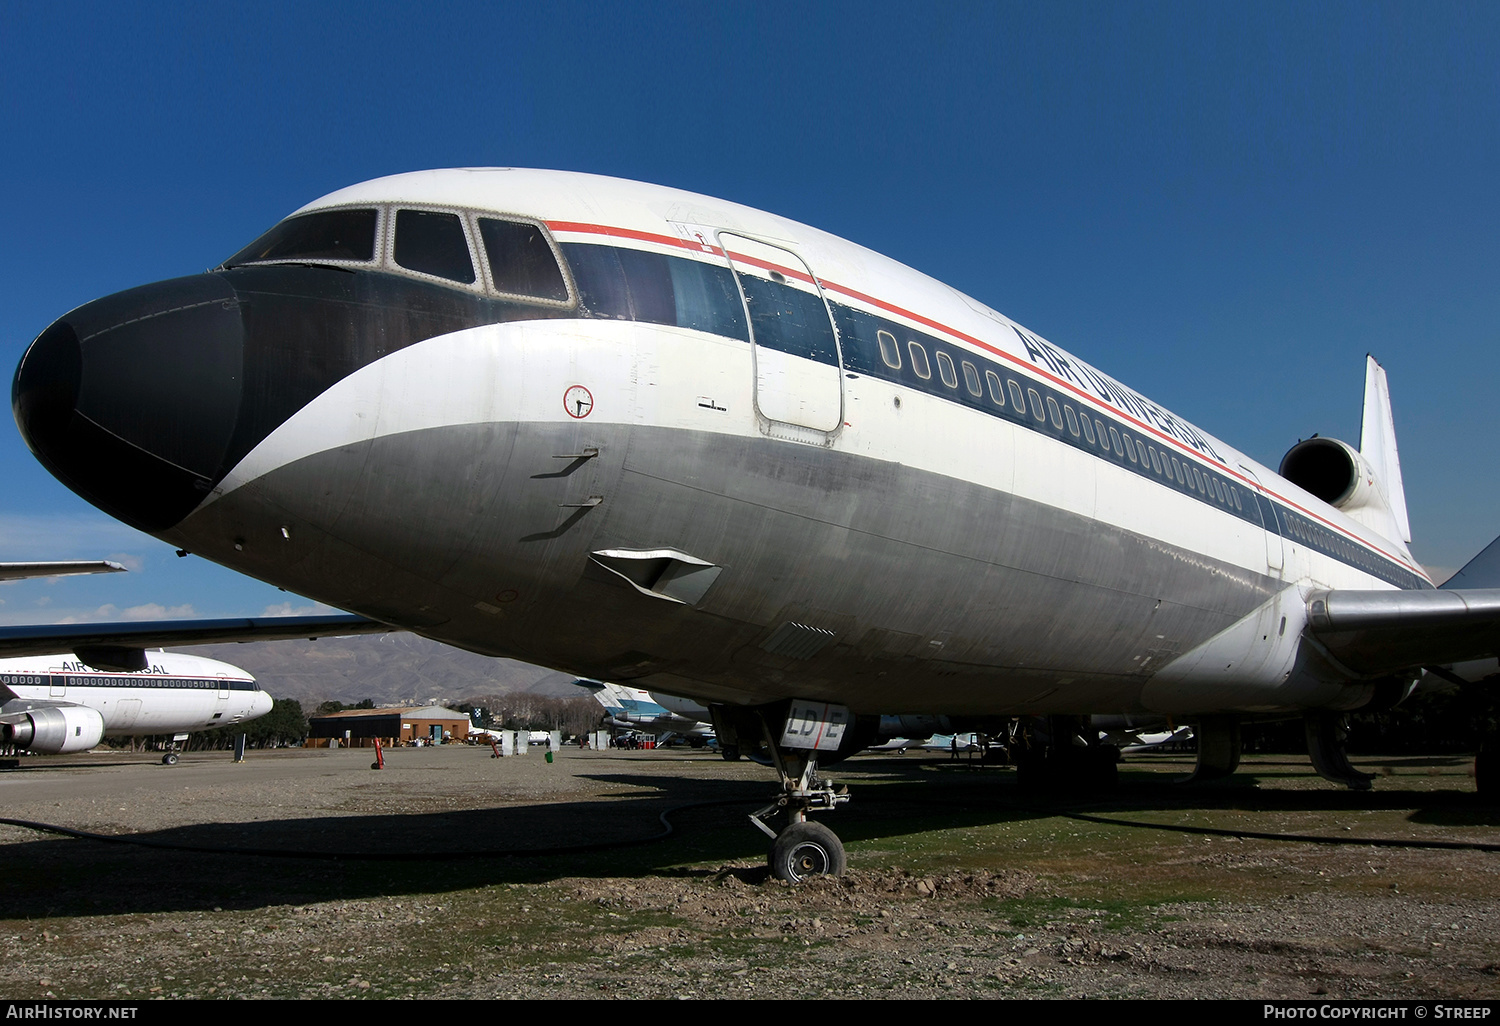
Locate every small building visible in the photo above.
<box><xmin>306</xmin><ymin>705</ymin><xmax>471</xmax><ymax>747</ymax></box>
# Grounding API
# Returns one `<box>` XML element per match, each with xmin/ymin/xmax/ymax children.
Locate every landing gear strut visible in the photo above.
<box><xmin>748</xmin><ymin>742</ymin><xmax>850</xmax><ymax>882</ymax></box>
<box><xmin>727</xmin><ymin>703</ymin><xmax>854</xmax><ymax>882</ymax></box>
<box><xmin>1184</xmin><ymin>715</ymin><xmax>1241</xmax><ymax>783</ymax></box>
<box><xmin>1013</xmin><ymin>716</ymin><xmax>1119</xmax><ymax>793</ymax></box>
<box><xmin>1305</xmin><ymin>711</ymin><xmax>1374</xmax><ymax>791</ymax></box>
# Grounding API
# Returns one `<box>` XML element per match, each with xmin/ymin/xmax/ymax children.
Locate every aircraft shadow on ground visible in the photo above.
<box><xmin>0</xmin><ymin>758</ymin><xmax>1491</xmax><ymax>919</ymax></box>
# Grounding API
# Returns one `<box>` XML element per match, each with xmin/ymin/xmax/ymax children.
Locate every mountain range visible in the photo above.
<box><xmin>181</xmin><ymin>632</ymin><xmax>580</xmax><ymax>708</ymax></box>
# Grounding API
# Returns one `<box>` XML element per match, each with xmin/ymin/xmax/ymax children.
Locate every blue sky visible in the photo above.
<box><xmin>0</xmin><ymin>1</ymin><xmax>1496</xmax><ymax>623</ymax></box>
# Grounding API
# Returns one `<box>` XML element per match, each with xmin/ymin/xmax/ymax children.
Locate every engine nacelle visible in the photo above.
<box><xmin>2</xmin><ymin>705</ymin><xmax>105</xmax><ymax>754</ymax></box>
<box><xmin>1280</xmin><ymin>437</ymin><xmax>1368</xmax><ymax>507</ymax></box>
<box><xmin>1279</xmin><ymin>437</ymin><xmax>1403</xmax><ymax>543</ymax></box>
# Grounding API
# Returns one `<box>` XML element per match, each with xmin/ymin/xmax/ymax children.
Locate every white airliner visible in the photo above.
<box><xmin>0</xmin><ymin>559</ymin><xmax>272</xmax><ymax>762</ymax></box>
<box><xmin>576</xmin><ymin>680</ymin><xmax>715</xmax><ymax>741</ymax></box>
<box><xmin>13</xmin><ymin>168</ymin><xmax>1500</xmax><ymax>880</ymax></box>
<box><xmin>0</xmin><ymin>650</ymin><xmax>271</xmax><ymax>762</ymax></box>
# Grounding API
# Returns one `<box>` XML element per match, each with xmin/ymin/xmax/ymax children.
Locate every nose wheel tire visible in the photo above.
<box><xmin>162</xmin><ymin>753</ymin><xmax>179</xmax><ymax>766</ymax></box>
<box><xmin>770</xmin><ymin>820</ymin><xmax>847</xmax><ymax>882</ymax></box>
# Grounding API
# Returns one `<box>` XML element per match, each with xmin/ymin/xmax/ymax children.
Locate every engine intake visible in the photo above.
<box><xmin>1279</xmin><ymin>437</ymin><xmax>1359</xmax><ymax>506</ymax></box>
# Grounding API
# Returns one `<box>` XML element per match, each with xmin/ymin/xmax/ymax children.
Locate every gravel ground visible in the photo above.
<box><xmin>0</xmin><ymin>745</ymin><xmax>1496</xmax><ymax>1000</ymax></box>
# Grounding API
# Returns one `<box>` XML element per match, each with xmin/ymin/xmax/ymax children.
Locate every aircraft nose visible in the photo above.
<box><xmin>13</xmin><ymin>275</ymin><xmax>245</xmax><ymax>533</ymax></box>
<box><xmin>250</xmin><ymin>689</ymin><xmax>273</xmax><ymax>720</ymax></box>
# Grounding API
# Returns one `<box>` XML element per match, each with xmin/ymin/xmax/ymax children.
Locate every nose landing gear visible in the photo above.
<box><xmin>748</xmin><ymin>743</ymin><xmax>851</xmax><ymax>881</ymax></box>
<box><xmin>727</xmin><ymin>702</ymin><xmax>856</xmax><ymax>882</ymax></box>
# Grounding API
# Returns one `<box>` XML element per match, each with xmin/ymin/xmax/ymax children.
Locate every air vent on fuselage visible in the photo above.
<box><xmin>759</xmin><ymin>622</ymin><xmax>838</xmax><ymax>660</ymax></box>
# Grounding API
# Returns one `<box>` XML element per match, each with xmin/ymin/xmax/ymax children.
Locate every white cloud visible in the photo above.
<box><xmin>121</xmin><ymin>603</ymin><xmax>197</xmax><ymax>620</ymax></box>
<box><xmin>261</xmin><ymin>601</ymin><xmax>334</xmax><ymax>617</ymax></box>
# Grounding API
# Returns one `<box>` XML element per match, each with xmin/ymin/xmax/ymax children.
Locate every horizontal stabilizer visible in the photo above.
<box><xmin>1440</xmin><ymin>534</ymin><xmax>1500</xmax><ymax>590</ymax></box>
<box><xmin>0</xmin><ymin>613</ymin><xmax>396</xmax><ymax>661</ymax></box>
<box><xmin>1306</xmin><ymin>588</ymin><xmax>1500</xmax><ymax>676</ymax></box>
<box><xmin>0</xmin><ymin>561</ymin><xmax>127</xmax><ymax>582</ymax></box>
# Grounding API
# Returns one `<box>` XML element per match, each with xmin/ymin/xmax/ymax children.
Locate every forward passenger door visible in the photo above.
<box><xmin>718</xmin><ymin>234</ymin><xmax>844</xmax><ymax>444</ymax></box>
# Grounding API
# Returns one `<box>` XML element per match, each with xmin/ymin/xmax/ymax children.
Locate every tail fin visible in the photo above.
<box><xmin>1359</xmin><ymin>355</ymin><xmax>1412</xmax><ymax>544</ymax></box>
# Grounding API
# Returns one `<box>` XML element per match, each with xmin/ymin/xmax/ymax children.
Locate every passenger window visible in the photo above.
<box><xmin>226</xmin><ymin>207</ymin><xmax>378</xmax><ymax>266</ymax></box>
<box><xmin>1064</xmin><ymin>405</ymin><xmax>1079</xmax><ymax>436</ymax></box>
<box><xmin>1046</xmin><ymin>396</ymin><xmax>1063</xmax><ymax>430</ymax></box>
<box><xmin>478</xmin><ymin>218</ymin><xmax>569</xmax><ymax>301</ymax></box>
<box><xmin>1149</xmin><ymin>447</ymin><xmax>1162</xmax><ymax>474</ymax></box>
<box><xmin>1095</xmin><ymin>420</ymin><xmax>1110</xmax><ymax>449</ymax></box>
<box><xmin>1122</xmin><ymin>432</ymin><xmax>1136</xmax><ymax>462</ymax></box>
<box><xmin>878</xmin><ymin>330</ymin><xmax>902</xmax><ymax>370</ymax></box>
<box><xmin>395</xmin><ymin>210</ymin><xmax>475</xmax><ymax>284</ymax></box>
<box><xmin>986</xmin><ymin>370</ymin><xmax>1005</xmax><ymax>406</ymax></box>
<box><xmin>1109</xmin><ymin>427</ymin><xmax>1124</xmax><ymax>456</ymax></box>
<box><xmin>962</xmin><ymin>361</ymin><xmax>982</xmax><ymax>397</ymax></box>
<box><xmin>1007</xmin><ymin>380</ymin><xmax>1026</xmax><ymax>413</ymax></box>
<box><xmin>1232</xmin><ymin>487</ymin><xmax>1242</xmax><ymax>511</ymax></box>
<box><xmin>1079</xmin><ymin>414</ymin><xmax>1095</xmax><ymax>444</ymax></box>
<box><xmin>1170</xmin><ymin>456</ymin><xmax>1182</xmax><ymax>482</ymax></box>
<box><xmin>1136</xmin><ymin>440</ymin><xmax>1149</xmax><ymax>466</ymax></box>
<box><xmin>1027</xmin><ymin>389</ymin><xmax>1045</xmax><ymax>422</ymax></box>
<box><xmin>908</xmin><ymin>341</ymin><xmax>932</xmax><ymax>379</ymax></box>
<box><xmin>936</xmin><ymin>351</ymin><xmax>958</xmax><ymax>388</ymax></box>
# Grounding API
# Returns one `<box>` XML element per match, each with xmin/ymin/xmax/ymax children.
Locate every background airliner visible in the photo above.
<box><xmin>0</xmin><ymin>559</ymin><xmax>274</xmax><ymax>762</ymax></box>
<box><xmin>576</xmin><ymin>680</ymin><xmax>715</xmax><ymax>743</ymax></box>
<box><xmin>0</xmin><ymin>650</ymin><xmax>269</xmax><ymax>761</ymax></box>
<box><xmin>12</xmin><ymin>168</ymin><xmax>1498</xmax><ymax>880</ymax></box>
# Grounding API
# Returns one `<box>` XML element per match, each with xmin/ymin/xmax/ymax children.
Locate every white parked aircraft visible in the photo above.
<box><xmin>0</xmin><ymin>650</ymin><xmax>270</xmax><ymax>762</ymax></box>
<box><xmin>13</xmin><ymin>168</ymin><xmax>1500</xmax><ymax>879</ymax></box>
<box><xmin>576</xmin><ymin>680</ymin><xmax>715</xmax><ymax>741</ymax></box>
<box><xmin>0</xmin><ymin>559</ymin><xmax>279</xmax><ymax>762</ymax></box>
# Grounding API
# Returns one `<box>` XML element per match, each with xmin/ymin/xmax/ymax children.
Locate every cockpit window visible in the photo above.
<box><xmin>394</xmin><ymin>209</ymin><xmax>475</xmax><ymax>284</ymax></box>
<box><xmin>478</xmin><ymin>218</ymin><xmax>569</xmax><ymax>302</ymax></box>
<box><xmin>225</xmin><ymin>208</ymin><xmax>378</xmax><ymax>266</ymax></box>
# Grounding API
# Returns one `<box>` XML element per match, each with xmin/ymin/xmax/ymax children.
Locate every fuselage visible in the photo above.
<box><xmin>13</xmin><ymin>169</ymin><xmax>1432</xmax><ymax>719</ymax></box>
<box><xmin>0</xmin><ymin>651</ymin><xmax>270</xmax><ymax>735</ymax></box>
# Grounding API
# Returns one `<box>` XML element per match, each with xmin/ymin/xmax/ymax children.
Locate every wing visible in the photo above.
<box><xmin>0</xmin><ymin>613</ymin><xmax>396</xmax><ymax>670</ymax></box>
<box><xmin>1306</xmin><ymin>588</ymin><xmax>1500</xmax><ymax>677</ymax></box>
<box><xmin>0</xmin><ymin>560</ymin><xmax>128</xmax><ymax>581</ymax></box>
